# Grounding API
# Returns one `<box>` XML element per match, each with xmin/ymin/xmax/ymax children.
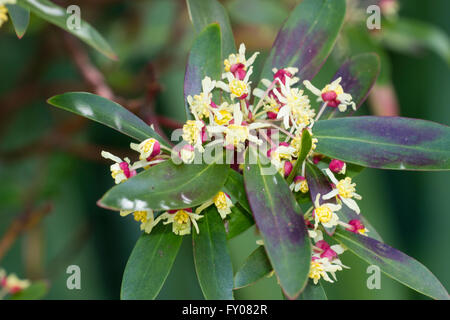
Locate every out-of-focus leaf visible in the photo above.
<box><xmin>243</xmin><ymin>148</ymin><xmax>311</xmax><ymax>299</ymax></box>
<box><xmin>334</xmin><ymin>228</ymin><xmax>450</xmax><ymax>300</ymax></box>
<box><xmin>259</xmin><ymin>0</ymin><xmax>346</xmax><ymax>88</ymax></box>
<box><xmin>186</xmin><ymin>0</ymin><xmax>236</xmax><ymax>58</ymax></box>
<box><xmin>10</xmin><ymin>281</ymin><xmax>48</xmax><ymax>300</ymax></box>
<box><xmin>287</xmin><ymin>129</ymin><xmax>312</xmax><ymax>183</ymax></box>
<box><xmin>223</xmin><ymin>169</ymin><xmax>250</xmax><ymax>212</ymax></box>
<box><xmin>382</xmin><ymin>18</ymin><xmax>450</xmax><ymax>66</ymax></box>
<box><xmin>225</xmin><ymin>205</ymin><xmax>254</xmax><ymax>240</ymax></box>
<box><xmin>17</xmin><ymin>0</ymin><xmax>116</xmax><ymax>60</ymax></box>
<box><xmin>305</xmin><ymin>163</ymin><xmax>337</xmax><ymax>235</ymax></box>
<box><xmin>184</xmin><ymin>23</ymin><xmax>222</xmax><ymax>120</ymax></box>
<box><xmin>227</xmin><ymin>0</ymin><xmax>287</xmax><ymax>27</ymax></box>
<box><xmin>234</xmin><ymin>246</ymin><xmax>272</xmax><ymax>290</ymax></box>
<box><xmin>322</xmin><ymin>53</ymin><xmax>380</xmax><ymax>119</ymax></box>
<box><xmin>297</xmin><ymin>279</ymin><xmax>327</xmax><ymax>300</ymax></box>
<box><xmin>6</xmin><ymin>4</ymin><xmax>29</xmax><ymax>38</ymax></box>
<box><xmin>121</xmin><ymin>224</ymin><xmax>183</xmax><ymax>300</ymax></box>
<box><xmin>313</xmin><ymin>116</ymin><xmax>450</xmax><ymax>171</ymax></box>
<box><xmin>99</xmin><ymin>159</ymin><xmax>229</xmax><ymax>212</ymax></box>
<box><xmin>192</xmin><ymin>206</ymin><xmax>234</xmax><ymax>300</ymax></box>
<box><xmin>47</xmin><ymin>92</ymin><xmax>170</xmax><ymax>147</ymax></box>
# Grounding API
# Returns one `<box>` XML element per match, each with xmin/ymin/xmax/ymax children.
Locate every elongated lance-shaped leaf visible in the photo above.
<box><xmin>297</xmin><ymin>279</ymin><xmax>327</xmax><ymax>300</ymax></box>
<box><xmin>234</xmin><ymin>246</ymin><xmax>272</xmax><ymax>290</ymax></box>
<box><xmin>192</xmin><ymin>206</ymin><xmax>234</xmax><ymax>300</ymax></box>
<box><xmin>186</xmin><ymin>0</ymin><xmax>236</xmax><ymax>58</ymax></box>
<box><xmin>313</xmin><ymin>116</ymin><xmax>450</xmax><ymax>171</ymax></box>
<box><xmin>287</xmin><ymin>129</ymin><xmax>312</xmax><ymax>184</ymax></box>
<box><xmin>225</xmin><ymin>205</ymin><xmax>254</xmax><ymax>240</ymax></box>
<box><xmin>244</xmin><ymin>148</ymin><xmax>311</xmax><ymax>299</ymax></box>
<box><xmin>6</xmin><ymin>3</ymin><xmax>29</xmax><ymax>39</ymax></box>
<box><xmin>334</xmin><ymin>228</ymin><xmax>449</xmax><ymax>300</ymax></box>
<box><xmin>305</xmin><ymin>162</ymin><xmax>337</xmax><ymax>236</ymax></box>
<box><xmin>223</xmin><ymin>169</ymin><xmax>251</xmax><ymax>212</ymax></box>
<box><xmin>258</xmin><ymin>0</ymin><xmax>346</xmax><ymax>88</ymax></box>
<box><xmin>321</xmin><ymin>53</ymin><xmax>380</xmax><ymax>119</ymax></box>
<box><xmin>121</xmin><ymin>224</ymin><xmax>182</xmax><ymax>300</ymax></box>
<box><xmin>48</xmin><ymin>92</ymin><xmax>170</xmax><ymax>148</ymax></box>
<box><xmin>16</xmin><ymin>0</ymin><xmax>116</xmax><ymax>60</ymax></box>
<box><xmin>99</xmin><ymin>159</ymin><xmax>229</xmax><ymax>212</ymax></box>
<box><xmin>184</xmin><ymin>23</ymin><xmax>222</xmax><ymax>120</ymax></box>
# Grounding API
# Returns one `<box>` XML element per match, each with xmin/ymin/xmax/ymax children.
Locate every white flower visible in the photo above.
<box><xmin>195</xmin><ymin>191</ymin><xmax>234</xmax><ymax>219</ymax></box>
<box><xmin>130</xmin><ymin>138</ymin><xmax>161</xmax><ymax>160</ymax></box>
<box><xmin>273</xmin><ymin>77</ymin><xmax>315</xmax><ymax>130</ymax></box>
<box><xmin>187</xmin><ymin>76</ymin><xmax>216</xmax><ymax>120</ymax></box>
<box><xmin>216</xmin><ymin>67</ymin><xmax>253</xmax><ymax>100</ymax></box>
<box><xmin>0</xmin><ymin>268</ymin><xmax>30</xmax><ymax>294</ymax></box>
<box><xmin>303</xmin><ymin>77</ymin><xmax>356</xmax><ymax>112</ymax></box>
<box><xmin>179</xmin><ymin>144</ymin><xmax>196</xmax><ymax>164</ymax></box>
<box><xmin>157</xmin><ymin>209</ymin><xmax>203</xmax><ymax>236</ymax></box>
<box><xmin>322</xmin><ymin>169</ymin><xmax>362</xmax><ymax>214</ymax></box>
<box><xmin>309</xmin><ymin>257</ymin><xmax>344</xmax><ymax>284</ymax></box>
<box><xmin>182</xmin><ymin>120</ymin><xmax>204</xmax><ymax>152</ymax></box>
<box><xmin>313</xmin><ymin>193</ymin><xmax>341</xmax><ymax>229</ymax></box>
<box><xmin>120</xmin><ymin>209</ymin><xmax>157</xmax><ymax>234</ymax></box>
<box><xmin>223</xmin><ymin>43</ymin><xmax>259</xmax><ymax>74</ymax></box>
<box><xmin>101</xmin><ymin>151</ymin><xmax>136</xmax><ymax>184</ymax></box>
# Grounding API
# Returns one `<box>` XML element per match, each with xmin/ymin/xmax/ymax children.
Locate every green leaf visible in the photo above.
<box><xmin>297</xmin><ymin>279</ymin><xmax>327</xmax><ymax>300</ymax></box>
<box><xmin>234</xmin><ymin>246</ymin><xmax>272</xmax><ymax>290</ymax></box>
<box><xmin>10</xmin><ymin>281</ymin><xmax>48</xmax><ymax>300</ymax></box>
<box><xmin>243</xmin><ymin>148</ymin><xmax>311</xmax><ymax>299</ymax></box>
<box><xmin>47</xmin><ymin>92</ymin><xmax>169</xmax><ymax>147</ymax></box>
<box><xmin>16</xmin><ymin>0</ymin><xmax>116</xmax><ymax>60</ymax></box>
<box><xmin>192</xmin><ymin>206</ymin><xmax>234</xmax><ymax>300</ymax></box>
<box><xmin>184</xmin><ymin>23</ymin><xmax>222</xmax><ymax>120</ymax></box>
<box><xmin>223</xmin><ymin>169</ymin><xmax>250</xmax><ymax>212</ymax></box>
<box><xmin>382</xmin><ymin>18</ymin><xmax>450</xmax><ymax>66</ymax></box>
<box><xmin>99</xmin><ymin>159</ymin><xmax>229</xmax><ymax>212</ymax></box>
<box><xmin>287</xmin><ymin>129</ymin><xmax>312</xmax><ymax>184</ymax></box>
<box><xmin>313</xmin><ymin>116</ymin><xmax>450</xmax><ymax>171</ymax></box>
<box><xmin>186</xmin><ymin>0</ymin><xmax>236</xmax><ymax>58</ymax></box>
<box><xmin>121</xmin><ymin>224</ymin><xmax>183</xmax><ymax>300</ymax></box>
<box><xmin>334</xmin><ymin>228</ymin><xmax>449</xmax><ymax>300</ymax></box>
<box><xmin>6</xmin><ymin>4</ymin><xmax>30</xmax><ymax>39</ymax></box>
<box><xmin>259</xmin><ymin>0</ymin><xmax>346</xmax><ymax>87</ymax></box>
<box><xmin>225</xmin><ymin>205</ymin><xmax>254</xmax><ymax>240</ymax></box>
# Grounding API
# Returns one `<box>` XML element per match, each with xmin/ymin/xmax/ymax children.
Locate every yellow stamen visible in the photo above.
<box><xmin>315</xmin><ymin>206</ymin><xmax>333</xmax><ymax>223</ymax></box>
<box><xmin>229</xmin><ymin>79</ymin><xmax>248</xmax><ymax>97</ymax></box>
<box><xmin>336</xmin><ymin>177</ymin><xmax>356</xmax><ymax>198</ymax></box>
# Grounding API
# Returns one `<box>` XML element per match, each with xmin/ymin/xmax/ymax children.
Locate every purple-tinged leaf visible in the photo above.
<box><xmin>234</xmin><ymin>246</ymin><xmax>272</xmax><ymax>290</ymax></box>
<box><xmin>258</xmin><ymin>0</ymin><xmax>346</xmax><ymax>85</ymax></box>
<box><xmin>334</xmin><ymin>229</ymin><xmax>449</xmax><ymax>300</ymax></box>
<box><xmin>305</xmin><ymin>163</ymin><xmax>337</xmax><ymax>236</ymax></box>
<box><xmin>244</xmin><ymin>149</ymin><xmax>311</xmax><ymax>299</ymax></box>
<box><xmin>314</xmin><ymin>116</ymin><xmax>450</xmax><ymax>171</ymax></box>
<box><xmin>297</xmin><ymin>279</ymin><xmax>327</xmax><ymax>300</ymax></box>
<box><xmin>184</xmin><ymin>23</ymin><xmax>222</xmax><ymax>120</ymax></box>
<box><xmin>322</xmin><ymin>53</ymin><xmax>380</xmax><ymax>119</ymax></box>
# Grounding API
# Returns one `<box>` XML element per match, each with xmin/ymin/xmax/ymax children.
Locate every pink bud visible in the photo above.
<box><xmin>273</xmin><ymin>69</ymin><xmax>292</xmax><ymax>84</ymax></box>
<box><xmin>312</xmin><ymin>155</ymin><xmax>323</xmax><ymax>164</ymax></box>
<box><xmin>210</xmin><ymin>101</ymin><xmax>218</xmax><ymax>108</ymax></box>
<box><xmin>346</xmin><ymin>219</ymin><xmax>365</xmax><ymax>233</ymax></box>
<box><xmin>321</xmin><ymin>91</ymin><xmax>337</xmax><ymax>102</ymax></box>
<box><xmin>294</xmin><ymin>175</ymin><xmax>306</xmax><ymax>183</ymax></box>
<box><xmin>267</xmin><ymin>111</ymin><xmax>278</xmax><ymax>119</ymax></box>
<box><xmin>147</xmin><ymin>140</ymin><xmax>161</xmax><ymax>159</ymax></box>
<box><xmin>119</xmin><ymin>162</ymin><xmax>132</xmax><ymax>178</ymax></box>
<box><xmin>329</xmin><ymin>159</ymin><xmax>345</xmax><ymax>174</ymax></box>
<box><xmin>279</xmin><ymin>142</ymin><xmax>290</xmax><ymax>147</ymax></box>
<box><xmin>231</xmin><ymin>63</ymin><xmax>246</xmax><ymax>80</ymax></box>
<box><xmin>284</xmin><ymin>161</ymin><xmax>293</xmax><ymax>177</ymax></box>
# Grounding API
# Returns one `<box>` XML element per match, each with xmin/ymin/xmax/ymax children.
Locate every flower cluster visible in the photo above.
<box><xmin>0</xmin><ymin>268</ymin><xmax>30</xmax><ymax>299</ymax></box>
<box><xmin>99</xmin><ymin>43</ymin><xmax>370</xmax><ymax>287</ymax></box>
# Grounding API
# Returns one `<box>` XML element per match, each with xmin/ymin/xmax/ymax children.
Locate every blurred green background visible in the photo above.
<box><xmin>0</xmin><ymin>0</ymin><xmax>448</xmax><ymax>299</ymax></box>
